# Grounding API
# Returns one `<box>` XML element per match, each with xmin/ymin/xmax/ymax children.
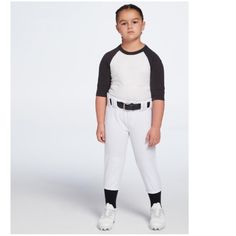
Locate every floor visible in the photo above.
<box><xmin>11</xmin><ymin>141</ymin><xmax>188</xmax><ymax>234</ymax></box>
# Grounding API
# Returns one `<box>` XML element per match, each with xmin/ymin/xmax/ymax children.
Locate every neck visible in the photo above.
<box><xmin>121</xmin><ymin>39</ymin><xmax>145</xmax><ymax>51</ymax></box>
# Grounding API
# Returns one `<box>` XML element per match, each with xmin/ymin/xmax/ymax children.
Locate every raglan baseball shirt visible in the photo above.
<box><xmin>96</xmin><ymin>44</ymin><xmax>165</xmax><ymax>102</ymax></box>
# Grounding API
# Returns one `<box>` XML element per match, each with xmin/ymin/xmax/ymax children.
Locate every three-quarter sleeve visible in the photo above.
<box><xmin>150</xmin><ymin>53</ymin><xmax>165</xmax><ymax>101</ymax></box>
<box><xmin>95</xmin><ymin>54</ymin><xmax>111</xmax><ymax>97</ymax></box>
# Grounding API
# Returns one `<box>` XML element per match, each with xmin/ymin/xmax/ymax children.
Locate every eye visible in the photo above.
<box><xmin>133</xmin><ymin>21</ymin><xmax>138</xmax><ymax>24</ymax></box>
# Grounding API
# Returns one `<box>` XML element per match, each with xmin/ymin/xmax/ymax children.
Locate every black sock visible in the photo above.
<box><xmin>104</xmin><ymin>189</ymin><xmax>118</xmax><ymax>208</ymax></box>
<box><xmin>148</xmin><ymin>191</ymin><xmax>161</xmax><ymax>207</ymax></box>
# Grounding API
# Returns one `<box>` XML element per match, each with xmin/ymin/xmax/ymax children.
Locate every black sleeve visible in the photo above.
<box><xmin>95</xmin><ymin>53</ymin><xmax>111</xmax><ymax>97</ymax></box>
<box><xmin>150</xmin><ymin>53</ymin><xmax>165</xmax><ymax>101</ymax></box>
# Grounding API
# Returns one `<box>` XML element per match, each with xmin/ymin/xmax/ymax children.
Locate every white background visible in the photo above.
<box><xmin>10</xmin><ymin>1</ymin><xmax>188</xmax><ymax>233</ymax></box>
<box><xmin>1</xmin><ymin>0</ymin><xmax>236</xmax><ymax>235</ymax></box>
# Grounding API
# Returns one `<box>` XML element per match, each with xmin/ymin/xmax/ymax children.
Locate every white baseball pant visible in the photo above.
<box><xmin>103</xmin><ymin>92</ymin><xmax>162</xmax><ymax>194</ymax></box>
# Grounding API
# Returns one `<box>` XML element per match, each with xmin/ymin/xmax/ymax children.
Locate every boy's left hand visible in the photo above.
<box><xmin>145</xmin><ymin>127</ymin><xmax>161</xmax><ymax>147</ymax></box>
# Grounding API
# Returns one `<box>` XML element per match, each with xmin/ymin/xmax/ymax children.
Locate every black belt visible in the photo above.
<box><xmin>109</xmin><ymin>98</ymin><xmax>150</xmax><ymax>110</ymax></box>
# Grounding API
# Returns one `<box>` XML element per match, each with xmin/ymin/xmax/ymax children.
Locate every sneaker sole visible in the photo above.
<box><xmin>149</xmin><ymin>224</ymin><xmax>165</xmax><ymax>231</ymax></box>
<box><xmin>97</xmin><ymin>220</ymin><xmax>115</xmax><ymax>231</ymax></box>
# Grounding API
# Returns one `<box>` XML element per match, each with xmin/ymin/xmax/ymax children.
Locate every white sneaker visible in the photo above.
<box><xmin>97</xmin><ymin>203</ymin><xmax>116</xmax><ymax>231</ymax></box>
<box><xmin>149</xmin><ymin>203</ymin><xmax>166</xmax><ymax>230</ymax></box>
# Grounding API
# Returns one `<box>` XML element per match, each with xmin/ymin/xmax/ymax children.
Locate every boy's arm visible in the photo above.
<box><xmin>151</xmin><ymin>100</ymin><xmax>165</xmax><ymax>129</ymax></box>
<box><xmin>146</xmin><ymin>51</ymin><xmax>165</xmax><ymax>146</ymax></box>
<box><xmin>146</xmin><ymin>99</ymin><xmax>164</xmax><ymax>147</ymax></box>
<box><xmin>95</xmin><ymin>96</ymin><xmax>107</xmax><ymax>143</ymax></box>
<box><xmin>95</xmin><ymin>96</ymin><xmax>107</xmax><ymax>125</ymax></box>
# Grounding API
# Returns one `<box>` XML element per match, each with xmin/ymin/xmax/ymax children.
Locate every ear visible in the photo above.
<box><xmin>142</xmin><ymin>21</ymin><xmax>146</xmax><ymax>31</ymax></box>
<box><xmin>116</xmin><ymin>24</ymin><xmax>120</xmax><ymax>33</ymax></box>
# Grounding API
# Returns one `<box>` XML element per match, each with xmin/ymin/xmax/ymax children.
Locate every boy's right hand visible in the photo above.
<box><xmin>96</xmin><ymin>124</ymin><xmax>105</xmax><ymax>143</ymax></box>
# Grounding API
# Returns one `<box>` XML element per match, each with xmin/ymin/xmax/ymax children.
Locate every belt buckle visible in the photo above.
<box><xmin>125</xmin><ymin>103</ymin><xmax>135</xmax><ymax>110</ymax></box>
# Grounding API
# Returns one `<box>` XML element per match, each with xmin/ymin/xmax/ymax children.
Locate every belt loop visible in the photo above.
<box><xmin>140</xmin><ymin>102</ymin><xmax>144</xmax><ymax>111</ymax></box>
<box><xmin>141</xmin><ymin>101</ymin><xmax>146</xmax><ymax>111</ymax></box>
<box><xmin>140</xmin><ymin>100</ymin><xmax>151</xmax><ymax>111</ymax></box>
<box><xmin>108</xmin><ymin>95</ymin><xmax>118</xmax><ymax>109</ymax></box>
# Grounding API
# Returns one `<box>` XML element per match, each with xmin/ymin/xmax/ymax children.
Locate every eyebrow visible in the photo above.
<box><xmin>118</xmin><ymin>18</ymin><xmax>140</xmax><ymax>23</ymax></box>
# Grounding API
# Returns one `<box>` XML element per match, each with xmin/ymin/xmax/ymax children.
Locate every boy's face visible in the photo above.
<box><xmin>116</xmin><ymin>9</ymin><xmax>145</xmax><ymax>42</ymax></box>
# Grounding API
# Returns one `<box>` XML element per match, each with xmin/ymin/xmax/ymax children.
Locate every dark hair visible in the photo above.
<box><xmin>115</xmin><ymin>4</ymin><xmax>144</xmax><ymax>23</ymax></box>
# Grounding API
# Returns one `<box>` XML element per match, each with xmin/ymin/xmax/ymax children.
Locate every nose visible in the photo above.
<box><xmin>127</xmin><ymin>22</ymin><xmax>133</xmax><ymax>29</ymax></box>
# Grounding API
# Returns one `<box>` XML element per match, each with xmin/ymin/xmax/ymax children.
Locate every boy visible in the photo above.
<box><xmin>95</xmin><ymin>4</ymin><xmax>165</xmax><ymax>231</ymax></box>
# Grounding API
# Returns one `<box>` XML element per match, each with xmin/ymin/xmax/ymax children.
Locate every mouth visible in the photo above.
<box><xmin>128</xmin><ymin>31</ymin><xmax>135</xmax><ymax>34</ymax></box>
